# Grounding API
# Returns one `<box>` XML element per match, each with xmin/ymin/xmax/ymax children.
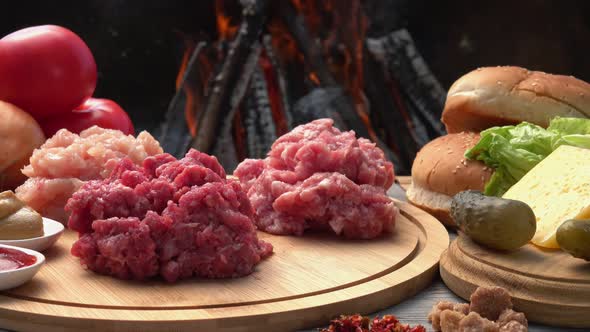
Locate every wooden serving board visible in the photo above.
<box><xmin>396</xmin><ymin>176</ymin><xmax>412</xmax><ymax>190</ymax></box>
<box><xmin>441</xmin><ymin>235</ymin><xmax>590</xmax><ymax>328</ymax></box>
<box><xmin>0</xmin><ymin>200</ymin><xmax>448</xmax><ymax>332</ymax></box>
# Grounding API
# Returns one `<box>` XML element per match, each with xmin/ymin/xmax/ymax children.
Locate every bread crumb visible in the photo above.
<box><xmin>470</xmin><ymin>287</ymin><xmax>513</xmax><ymax>321</ymax></box>
<box><xmin>460</xmin><ymin>312</ymin><xmax>499</xmax><ymax>332</ymax></box>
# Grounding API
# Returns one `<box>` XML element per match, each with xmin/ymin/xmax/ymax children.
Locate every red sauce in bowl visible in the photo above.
<box><xmin>0</xmin><ymin>247</ymin><xmax>37</xmax><ymax>272</ymax></box>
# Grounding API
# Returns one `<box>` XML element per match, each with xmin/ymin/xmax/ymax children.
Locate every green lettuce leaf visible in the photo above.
<box><xmin>484</xmin><ymin>168</ymin><xmax>516</xmax><ymax>198</ymax></box>
<box><xmin>465</xmin><ymin>117</ymin><xmax>590</xmax><ymax>196</ymax></box>
<box><xmin>553</xmin><ymin>134</ymin><xmax>590</xmax><ymax>150</ymax></box>
<box><xmin>548</xmin><ymin>116</ymin><xmax>590</xmax><ymax>135</ymax></box>
<box><xmin>548</xmin><ymin>117</ymin><xmax>590</xmax><ymax>150</ymax></box>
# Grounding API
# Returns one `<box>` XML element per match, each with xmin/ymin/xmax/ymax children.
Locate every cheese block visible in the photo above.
<box><xmin>503</xmin><ymin>145</ymin><xmax>590</xmax><ymax>248</ymax></box>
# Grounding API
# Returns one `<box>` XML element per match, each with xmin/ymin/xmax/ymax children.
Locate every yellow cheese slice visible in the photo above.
<box><xmin>503</xmin><ymin>145</ymin><xmax>590</xmax><ymax>248</ymax></box>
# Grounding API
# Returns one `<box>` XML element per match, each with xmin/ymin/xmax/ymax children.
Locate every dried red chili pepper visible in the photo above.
<box><xmin>321</xmin><ymin>314</ymin><xmax>425</xmax><ymax>332</ymax></box>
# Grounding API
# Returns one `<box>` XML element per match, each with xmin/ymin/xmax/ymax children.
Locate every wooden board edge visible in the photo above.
<box><xmin>440</xmin><ymin>239</ymin><xmax>590</xmax><ymax>328</ymax></box>
<box><xmin>0</xmin><ymin>200</ymin><xmax>449</xmax><ymax>332</ymax></box>
<box><xmin>0</xmin><ymin>265</ymin><xmax>441</xmax><ymax>332</ymax></box>
<box><xmin>396</xmin><ymin>176</ymin><xmax>411</xmax><ymax>191</ymax></box>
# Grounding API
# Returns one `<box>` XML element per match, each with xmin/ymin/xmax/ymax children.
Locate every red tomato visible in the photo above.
<box><xmin>0</xmin><ymin>25</ymin><xmax>97</xmax><ymax>120</ymax></box>
<box><xmin>40</xmin><ymin>98</ymin><xmax>135</xmax><ymax>137</ymax></box>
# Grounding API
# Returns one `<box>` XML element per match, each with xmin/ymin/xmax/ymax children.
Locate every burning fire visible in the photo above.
<box><xmin>259</xmin><ymin>49</ymin><xmax>290</xmax><ymax>136</ymax></box>
<box><xmin>215</xmin><ymin>0</ymin><xmax>238</xmax><ymax>41</ymax></box>
<box><xmin>172</xmin><ymin>0</ymin><xmax>429</xmax><ymax>172</ymax></box>
<box><xmin>289</xmin><ymin>0</ymin><xmax>377</xmax><ymax>142</ymax></box>
<box><xmin>175</xmin><ymin>41</ymin><xmax>216</xmax><ymax>137</ymax></box>
<box><xmin>177</xmin><ymin>0</ymin><xmax>376</xmax><ymax>146</ymax></box>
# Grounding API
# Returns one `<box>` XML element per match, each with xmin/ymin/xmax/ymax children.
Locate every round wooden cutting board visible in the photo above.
<box><xmin>441</xmin><ymin>235</ymin><xmax>590</xmax><ymax>328</ymax></box>
<box><xmin>0</xmin><ymin>199</ymin><xmax>448</xmax><ymax>332</ymax></box>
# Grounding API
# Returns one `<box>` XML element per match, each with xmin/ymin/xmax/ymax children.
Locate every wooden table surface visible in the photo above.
<box><xmin>301</xmin><ymin>177</ymin><xmax>583</xmax><ymax>331</ymax></box>
<box><xmin>0</xmin><ymin>177</ymin><xmax>584</xmax><ymax>332</ymax></box>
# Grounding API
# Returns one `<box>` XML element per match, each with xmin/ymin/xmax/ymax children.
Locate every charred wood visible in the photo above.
<box><xmin>269</xmin><ymin>47</ymin><xmax>311</xmax><ymax>109</ymax></box>
<box><xmin>232</xmin><ymin>106</ymin><xmax>248</xmax><ymax>162</ymax></box>
<box><xmin>362</xmin><ymin>0</ymin><xmax>410</xmax><ymax>38</ymax></box>
<box><xmin>276</xmin><ymin>0</ymin><xmax>371</xmax><ymax>141</ymax></box>
<box><xmin>158</xmin><ymin>42</ymin><xmax>206</xmax><ymax>158</ymax></box>
<box><xmin>262</xmin><ymin>35</ymin><xmax>293</xmax><ymax>133</ymax></box>
<box><xmin>292</xmin><ymin>87</ymin><xmax>372</xmax><ymax>141</ymax></box>
<box><xmin>240</xmin><ymin>65</ymin><xmax>278</xmax><ymax>160</ymax></box>
<box><xmin>191</xmin><ymin>0</ymin><xmax>271</xmax><ymax>154</ymax></box>
<box><xmin>367</xmin><ymin>29</ymin><xmax>446</xmax><ymax>138</ymax></box>
<box><xmin>292</xmin><ymin>87</ymin><xmax>345</xmax><ymax>127</ymax></box>
<box><xmin>211</xmin><ymin>44</ymin><xmax>261</xmax><ymax>171</ymax></box>
<box><xmin>364</xmin><ymin>47</ymin><xmax>417</xmax><ymax>174</ymax></box>
<box><xmin>275</xmin><ymin>0</ymin><xmax>335</xmax><ymax>86</ymax></box>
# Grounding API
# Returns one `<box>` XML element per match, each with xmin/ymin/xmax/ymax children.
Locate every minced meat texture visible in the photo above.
<box><xmin>16</xmin><ymin>126</ymin><xmax>163</xmax><ymax>223</ymax></box>
<box><xmin>66</xmin><ymin>149</ymin><xmax>272</xmax><ymax>282</ymax></box>
<box><xmin>234</xmin><ymin>118</ymin><xmax>397</xmax><ymax>239</ymax></box>
<box><xmin>15</xmin><ymin>177</ymin><xmax>84</xmax><ymax>223</ymax></box>
<box><xmin>262</xmin><ymin>172</ymin><xmax>395</xmax><ymax>238</ymax></box>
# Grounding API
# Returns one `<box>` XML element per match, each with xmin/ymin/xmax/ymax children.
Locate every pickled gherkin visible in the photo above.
<box><xmin>451</xmin><ymin>190</ymin><xmax>536</xmax><ymax>251</ymax></box>
<box><xmin>557</xmin><ymin>219</ymin><xmax>590</xmax><ymax>261</ymax></box>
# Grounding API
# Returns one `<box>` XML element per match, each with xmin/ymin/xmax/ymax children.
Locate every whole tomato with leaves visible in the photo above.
<box><xmin>0</xmin><ymin>25</ymin><xmax>97</xmax><ymax>120</ymax></box>
<box><xmin>40</xmin><ymin>98</ymin><xmax>135</xmax><ymax>137</ymax></box>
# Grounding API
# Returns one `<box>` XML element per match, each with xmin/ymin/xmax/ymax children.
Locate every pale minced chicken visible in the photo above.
<box><xmin>15</xmin><ymin>126</ymin><xmax>162</xmax><ymax>223</ymax></box>
<box><xmin>234</xmin><ymin>118</ymin><xmax>397</xmax><ymax>239</ymax></box>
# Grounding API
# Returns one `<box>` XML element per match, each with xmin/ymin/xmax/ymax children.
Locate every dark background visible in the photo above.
<box><xmin>2</xmin><ymin>0</ymin><xmax>589</xmax><ymax>132</ymax></box>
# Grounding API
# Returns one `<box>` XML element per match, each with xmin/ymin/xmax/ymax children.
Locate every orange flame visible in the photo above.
<box><xmin>175</xmin><ymin>45</ymin><xmax>190</xmax><ymax>90</ymax></box>
<box><xmin>175</xmin><ymin>42</ymin><xmax>216</xmax><ymax>137</ymax></box>
<box><xmin>216</xmin><ymin>0</ymin><xmax>238</xmax><ymax>41</ymax></box>
<box><xmin>275</xmin><ymin>0</ymin><xmax>376</xmax><ymax>140</ymax></box>
<box><xmin>309</xmin><ymin>72</ymin><xmax>320</xmax><ymax>85</ymax></box>
<box><xmin>177</xmin><ymin>0</ymin><xmax>378</xmax><ymax>145</ymax></box>
<box><xmin>259</xmin><ymin>50</ymin><xmax>289</xmax><ymax>136</ymax></box>
<box><xmin>300</xmin><ymin>0</ymin><xmax>374</xmax><ymax>140</ymax></box>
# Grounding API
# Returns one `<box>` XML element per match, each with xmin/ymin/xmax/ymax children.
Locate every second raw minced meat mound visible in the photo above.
<box><xmin>66</xmin><ymin>149</ymin><xmax>273</xmax><ymax>282</ymax></box>
<box><xmin>234</xmin><ymin>118</ymin><xmax>398</xmax><ymax>239</ymax></box>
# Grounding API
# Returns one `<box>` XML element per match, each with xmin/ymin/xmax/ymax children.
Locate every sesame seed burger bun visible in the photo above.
<box><xmin>406</xmin><ymin>132</ymin><xmax>493</xmax><ymax>226</ymax></box>
<box><xmin>442</xmin><ymin>66</ymin><xmax>590</xmax><ymax>133</ymax></box>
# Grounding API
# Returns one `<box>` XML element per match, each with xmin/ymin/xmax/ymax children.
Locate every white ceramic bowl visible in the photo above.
<box><xmin>0</xmin><ymin>218</ymin><xmax>64</xmax><ymax>252</ymax></box>
<box><xmin>0</xmin><ymin>244</ymin><xmax>45</xmax><ymax>290</ymax></box>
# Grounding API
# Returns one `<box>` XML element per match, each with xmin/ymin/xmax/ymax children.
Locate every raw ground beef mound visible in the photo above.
<box><xmin>234</xmin><ymin>118</ymin><xmax>397</xmax><ymax>239</ymax></box>
<box><xmin>66</xmin><ymin>149</ymin><xmax>273</xmax><ymax>282</ymax></box>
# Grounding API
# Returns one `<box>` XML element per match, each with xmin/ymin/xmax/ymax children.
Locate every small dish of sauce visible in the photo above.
<box><xmin>0</xmin><ymin>244</ymin><xmax>45</xmax><ymax>290</ymax></box>
<box><xmin>0</xmin><ymin>246</ymin><xmax>37</xmax><ymax>272</ymax></box>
